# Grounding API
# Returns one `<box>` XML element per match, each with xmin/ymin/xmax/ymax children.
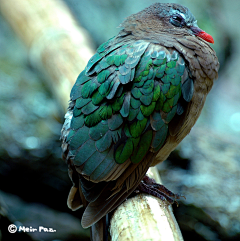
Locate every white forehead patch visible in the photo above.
<box><xmin>170</xmin><ymin>9</ymin><xmax>186</xmax><ymax>19</ymax></box>
<box><xmin>170</xmin><ymin>8</ymin><xmax>196</xmax><ymax>26</ymax></box>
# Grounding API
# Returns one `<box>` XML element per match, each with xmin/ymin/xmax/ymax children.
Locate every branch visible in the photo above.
<box><xmin>0</xmin><ymin>0</ymin><xmax>94</xmax><ymax>110</ymax></box>
<box><xmin>110</xmin><ymin>167</ymin><xmax>184</xmax><ymax>241</ymax></box>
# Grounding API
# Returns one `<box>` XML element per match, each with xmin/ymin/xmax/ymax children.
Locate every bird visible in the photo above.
<box><xmin>61</xmin><ymin>2</ymin><xmax>219</xmax><ymax>240</ymax></box>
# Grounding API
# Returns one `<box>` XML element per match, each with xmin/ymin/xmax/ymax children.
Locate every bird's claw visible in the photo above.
<box><xmin>136</xmin><ymin>175</ymin><xmax>185</xmax><ymax>205</ymax></box>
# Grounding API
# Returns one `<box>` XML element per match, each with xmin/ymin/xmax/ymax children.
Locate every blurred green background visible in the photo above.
<box><xmin>0</xmin><ymin>0</ymin><xmax>240</xmax><ymax>240</ymax></box>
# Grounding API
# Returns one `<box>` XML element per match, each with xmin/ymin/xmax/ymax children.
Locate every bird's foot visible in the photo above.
<box><xmin>136</xmin><ymin>176</ymin><xmax>185</xmax><ymax>206</ymax></box>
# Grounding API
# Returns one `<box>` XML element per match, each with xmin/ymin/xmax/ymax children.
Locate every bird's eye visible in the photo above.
<box><xmin>170</xmin><ymin>15</ymin><xmax>184</xmax><ymax>27</ymax></box>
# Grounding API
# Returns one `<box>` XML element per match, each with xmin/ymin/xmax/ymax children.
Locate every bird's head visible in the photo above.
<box><xmin>121</xmin><ymin>3</ymin><xmax>214</xmax><ymax>44</ymax></box>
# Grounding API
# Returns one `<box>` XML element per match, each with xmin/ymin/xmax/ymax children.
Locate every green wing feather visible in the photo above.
<box><xmin>66</xmin><ymin>38</ymin><xmax>193</xmax><ymax>181</ymax></box>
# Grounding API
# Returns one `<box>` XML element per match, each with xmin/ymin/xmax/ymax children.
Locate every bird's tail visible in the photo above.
<box><xmin>90</xmin><ymin>215</ymin><xmax>108</xmax><ymax>241</ymax></box>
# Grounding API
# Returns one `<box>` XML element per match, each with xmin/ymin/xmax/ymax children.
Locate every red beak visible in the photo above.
<box><xmin>190</xmin><ymin>26</ymin><xmax>214</xmax><ymax>44</ymax></box>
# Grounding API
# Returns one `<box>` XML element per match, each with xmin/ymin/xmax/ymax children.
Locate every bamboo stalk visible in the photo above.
<box><xmin>0</xmin><ymin>1</ymin><xmax>183</xmax><ymax>240</ymax></box>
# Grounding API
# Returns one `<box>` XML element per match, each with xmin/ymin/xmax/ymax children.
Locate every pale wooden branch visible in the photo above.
<box><xmin>0</xmin><ymin>1</ymin><xmax>183</xmax><ymax>240</ymax></box>
<box><xmin>0</xmin><ymin>0</ymin><xmax>94</xmax><ymax>110</ymax></box>
<box><xmin>110</xmin><ymin>167</ymin><xmax>184</xmax><ymax>241</ymax></box>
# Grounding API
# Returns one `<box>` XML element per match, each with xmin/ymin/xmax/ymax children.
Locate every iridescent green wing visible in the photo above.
<box><xmin>66</xmin><ymin>40</ymin><xmax>193</xmax><ymax>182</ymax></box>
<box><xmin>128</xmin><ymin>44</ymin><xmax>193</xmax><ymax>160</ymax></box>
<box><xmin>115</xmin><ymin>44</ymin><xmax>193</xmax><ymax>164</ymax></box>
<box><xmin>66</xmin><ymin>39</ymin><xmax>150</xmax><ymax>182</ymax></box>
